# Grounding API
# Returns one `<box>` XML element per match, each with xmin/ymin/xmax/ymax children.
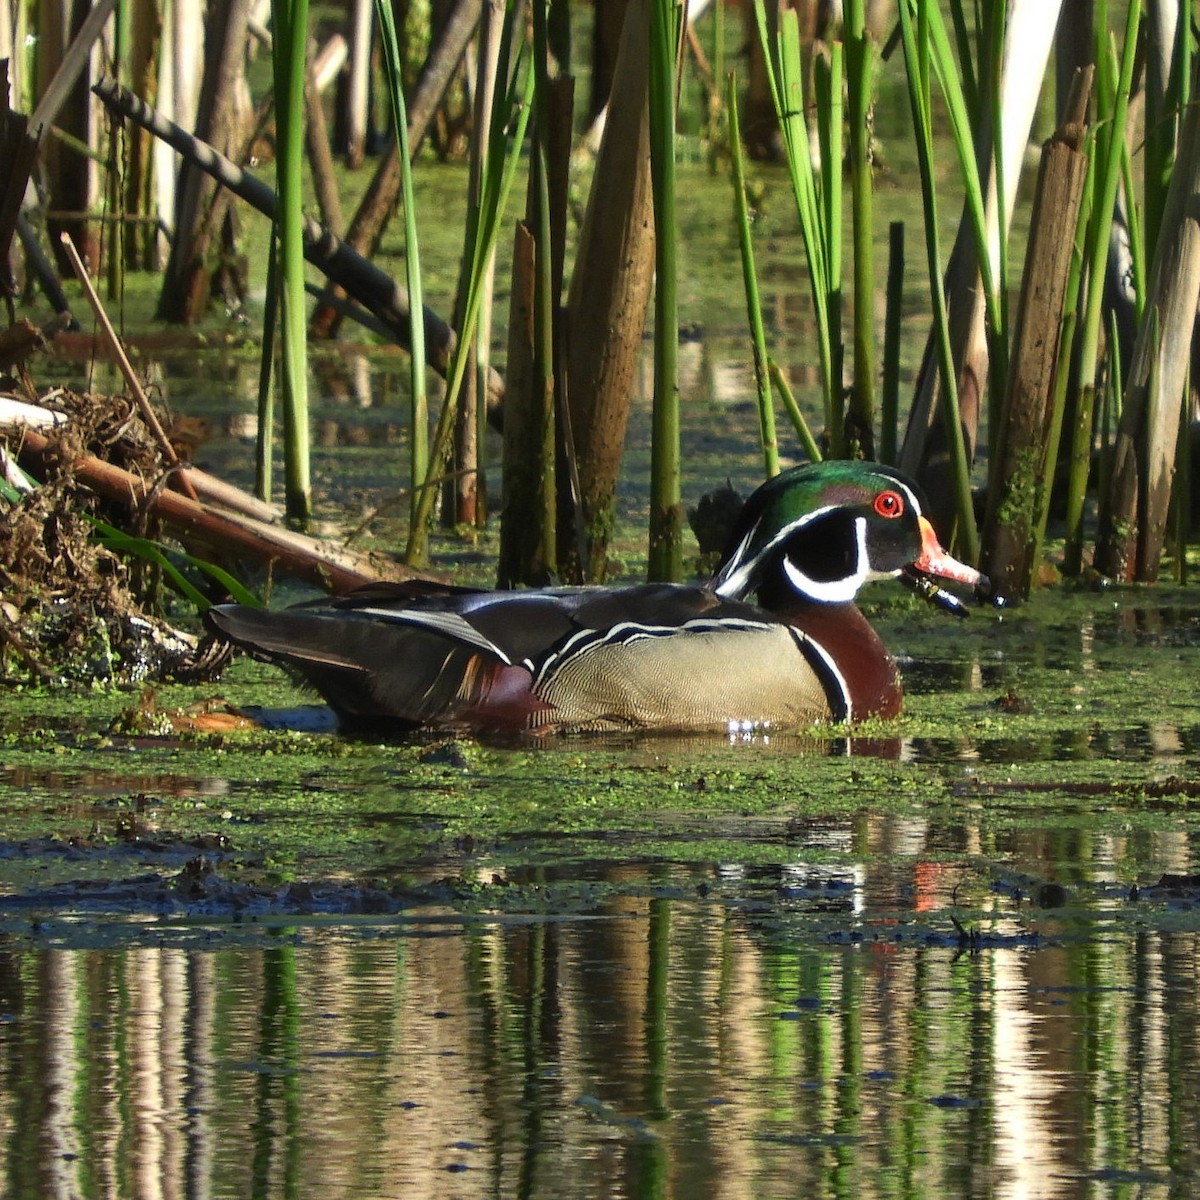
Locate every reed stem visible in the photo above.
<box><xmin>270</xmin><ymin>0</ymin><xmax>312</xmax><ymax>527</ymax></box>
<box><xmin>647</xmin><ymin>0</ymin><xmax>682</xmax><ymax>581</ymax></box>
<box><xmin>727</xmin><ymin>70</ymin><xmax>777</xmax><ymax>478</ymax></box>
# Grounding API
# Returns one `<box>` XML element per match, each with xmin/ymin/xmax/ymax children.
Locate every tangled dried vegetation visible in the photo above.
<box><xmin>1</xmin><ymin>389</ymin><xmax>220</xmax><ymax>687</ymax></box>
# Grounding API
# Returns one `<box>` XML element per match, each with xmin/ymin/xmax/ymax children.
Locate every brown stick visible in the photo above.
<box><xmin>305</xmin><ymin>54</ymin><xmax>345</xmax><ymax>237</ymax></box>
<box><xmin>563</xmin><ymin>0</ymin><xmax>656</xmax><ymax>582</ymax></box>
<box><xmin>15</xmin><ymin>427</ymin><xmax>421</xmax><ymax>594</ymax></box>
<box><xmin>183</xmin><ymin>467</ymin><xmax>280</xmax><ymax>523</ymax></box>
<box><xmin>58</xmin><ymin>231</ymin><xmax>201</xmax><ymax>503</ymax></box>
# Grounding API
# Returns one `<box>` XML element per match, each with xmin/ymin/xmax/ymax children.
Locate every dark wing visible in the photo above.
<box><xmin>207</xmin><ymin>582</ymin><xmax>760</xmax><ymax>730</ymax></box>
<box><xmin>208</xmin><ymin>595</ymin><xmax>555</xmax><ymax>727</ymax></box>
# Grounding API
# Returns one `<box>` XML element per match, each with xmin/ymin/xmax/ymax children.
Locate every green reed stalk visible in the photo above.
<box><xmin>1064</xmin><ymin>0</ymin><xmax>1140</xmax><ymax>573</ymax></box>
<box><xmin>647</xmin><ymin>0</ymin><xmax>682</xmax><ymax>581</ymax></box>
<box><xmin>814</xmin><ymin>39</ymin><xmax>844</xmax><ymax>442</ymax></box>
<box><xmin>920</xmin><ymin>0</ymin><xmax>1001</xmax><ymax>345</ymax></box>
<box><xmin>255</xmin><ymin>232</ymin><xmax>279</xmax><ymax>502</ymax></box>
<box><xmin>946</xmin><ymin>0</ymin><xmax>979</xmax><ymax>126</ymax></box>
<box><xmin>270</xmin><ymin>0</ymin><xmax>312</xmax><ymax>526</ymax></box>
<box><xmin>727</xmin><ymin>71</ymin><xmax>777</xmax><ymax>478</ymax></box>
<box><xmin>844</xmin><ymin>0</ymin><xmax>875</xmax><ymax>455</ymax></box>
<box><xmin>374</xmin><ymin>0</ymin><xmax>428</xmax><ymax>560</ymax></box>
<box><xmin>769</xmin><ymin>363</ymin><xmax>823</xmax><ymax>464</ymax></box>
<box><xmin>530</xmin><ymin>1</ymin><xmax>557</xmax><ymax>571</ymax></box>
<box><xmin>752</xmin><ymin>0</ymin><xmax>837</xmax><ymax>452</ymax></box>
<box><xmin>898</xmin><ymin>0</ymin><xmax>978</xmax><ymax>560</ymax></box>
<box><xmin>406</xmin><ymin>14</ymin><xmax>533</xmax><ymax>566</ymax></box>
<box><xmin>881</xmin><ymin>221</ymin><xmax>904</xmax><ymax>466</ymax></box>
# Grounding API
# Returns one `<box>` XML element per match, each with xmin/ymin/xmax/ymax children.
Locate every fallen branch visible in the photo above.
<box><xmin>1</xmin><ymin>393</ymin><xmax>280</xmax><ymax>523</ymax></box>
<box><xmin>14</xmin><ymin>427</ymin><xmax>423</xmax><ymax>594</ymax></box>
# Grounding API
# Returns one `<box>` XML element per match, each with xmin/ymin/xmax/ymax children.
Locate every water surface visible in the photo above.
<box><xmin>3</xmin><ymin>590</ymin><xmax>1200</xmax><ymax>1198</ymax></box>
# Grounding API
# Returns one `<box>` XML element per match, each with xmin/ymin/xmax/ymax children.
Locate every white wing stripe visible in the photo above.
<box><xmin>354</xmin><ymin>606</ymin><xmax>513</xmax><ymax>664</ymax></box>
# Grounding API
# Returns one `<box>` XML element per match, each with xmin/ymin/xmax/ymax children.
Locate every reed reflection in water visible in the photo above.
<box><xmin>1</xmin><ymin>862</ymin><xmax>1197</xmax><ymax>1199</ymax></box>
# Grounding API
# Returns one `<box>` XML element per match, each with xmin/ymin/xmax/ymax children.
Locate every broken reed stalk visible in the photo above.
<box><xmin>1096</xmin><ymin>49</ymin><xmax>1200</xmax><ymax>582</ymax></box>
<box><xmin>58</xmin><ymin>231</ymin><xmax>200</xmax><ymax>504</ymax></box>
<box><xmin>880</xmin><ymin>221</ymin><xmax>904</xmax><ymax>466</ymax></box>
<box><xmin>560</xmin><ymin>0</ymin><xmax>656</xmax><ymax>584</ymax></box>
<box><xmin>524</xmin><ymin>3</ymin><xmax>558</xmax><ymax>572</ymax></box>
<box><xmin>980</xmin><ymin>68</ymin><xmax>1091</xmax><ymax>602</ymax></box>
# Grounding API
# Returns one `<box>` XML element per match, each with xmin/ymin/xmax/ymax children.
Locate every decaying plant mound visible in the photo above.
<box><xmin>0</xmin><ymin>390</ymin><xmax>215</xmax><ymax>686</ymax></box>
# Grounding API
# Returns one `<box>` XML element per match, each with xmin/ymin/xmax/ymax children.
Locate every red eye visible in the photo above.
<box><xmin>873</xmin><ymin>490</ymin><xmax>904</xmax><ymax>519</ymax></box>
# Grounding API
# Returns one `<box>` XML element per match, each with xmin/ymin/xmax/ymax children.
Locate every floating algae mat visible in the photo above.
<box><xmin>2</xmin><ymin>584</ymin><xmax>1200</xmax><ymax>1197</ymax></box>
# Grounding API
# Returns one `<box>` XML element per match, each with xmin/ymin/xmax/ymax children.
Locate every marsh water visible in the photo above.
<box><xmin>4</xmin><ymin>565</ymin><xmax>1200</xmax><ymax>1198</ymax></box>
<box><xmin>7</xmin><ymin>144</ymin><xmax>1200</xmax><ymax>1197</ymax></box>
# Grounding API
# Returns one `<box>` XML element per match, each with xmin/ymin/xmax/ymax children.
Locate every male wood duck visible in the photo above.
<box><xmin>207</xmin><ymin>461</ymin><xmax>989</xmax><ymax>735</ymax></box>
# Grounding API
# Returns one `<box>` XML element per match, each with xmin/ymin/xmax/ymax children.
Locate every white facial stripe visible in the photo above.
<box><xmin>713</xmin><ymin>504</ymin><xmax>836</xmax><ymax>598</ymax></box>
<box><xmin>711</xmin><ymin>518</ymin><xmax>761</xmax><ymax>597</ymax></box>
<box><xmin>894</xmin><ymin>479</ymin><xmax>922</xmax><ymax>513</ymax></box>
<box><xmin>781</xmin><ymin>515</ymin><xmax>870</xmax><ymax>602</ymax></box>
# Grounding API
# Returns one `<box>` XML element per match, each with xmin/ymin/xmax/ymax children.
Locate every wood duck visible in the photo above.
<box><xmin>207</xmin><ymin>461</ymin><xmax>989</xmax><ymax>735</ymax></box>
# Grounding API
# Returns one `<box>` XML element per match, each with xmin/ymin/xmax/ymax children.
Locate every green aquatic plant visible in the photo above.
<box><xmin>269</xmin><ymin>0</ymin><xmax>313</xmax><ymax>528</ymax></box>
<box><xmin>647</xmin><ymin>0</ymin><xmax>685</xmax><ymax>581</ymax></box>
<box><xmin>750</xmin><ymin>0</ymin><xmax>841</xmax><ymax>455</ymax></box>
<box><xmin>86</xmin><ymin>517</ymin><xmax>263</xmax><ymax>613</ymax></box>
<box><xmin>406</xmin><ymin>9</ymin><xmax>534</xmax><ymax>568</ymax></box>
<box><xmin>1065</xmin><ymin>0</ymin><xmax>1141</xmax><ymax>574</ymax></box>
<box><xmin>374</xmin><ymin>0</ymin><xmax>429</xmax><ymax>562</ymax></box>
<box><xmin>897</xmin><ymin>0</ymin><xmax>978</xmax><ymax>560</ymax></box>
<box><xmin>727</xmin><ymin>69</ymin><xmax>778</xmax><ymax>479</ymax></box>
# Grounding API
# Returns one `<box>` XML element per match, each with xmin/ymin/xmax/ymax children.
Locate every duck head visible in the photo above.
<box><xmin>710</xmin><ymin>460</ymin><xmax>988</xmax><ymax>610</ymax></box>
